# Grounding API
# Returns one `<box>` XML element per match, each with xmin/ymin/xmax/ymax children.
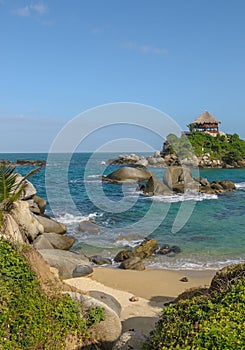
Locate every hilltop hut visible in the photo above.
<box><xmin>189</xmin><ymin>111</ymin><xmax>220</xmax><ymax>135</ymax></box>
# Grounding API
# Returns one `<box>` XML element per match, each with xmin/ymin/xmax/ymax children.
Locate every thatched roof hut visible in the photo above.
<box><xmin>190</xmin><ymin>111</ymin><xmax>220</xmax><ymax>134</ymax></box>
<box><xmin>192</xmin><ymin>111</ymin><xmax>220</xmax><ymax>125</ymax></box>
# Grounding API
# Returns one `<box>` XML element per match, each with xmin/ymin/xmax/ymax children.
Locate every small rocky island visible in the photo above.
<box><xmin>108</xmin><ymin>111</ymin><xmax>245</xmax><ymax>169</ymax></box>
<box><xmin>103</xmin><ymin>166</ymin><xmax>236</xmax><ymax>195</ymax></box>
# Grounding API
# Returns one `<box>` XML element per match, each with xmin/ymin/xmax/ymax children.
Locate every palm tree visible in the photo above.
<box><xmin>0</xmin><ymin>165</ymin><xmax>41</xmax><ymax>213</ymax></box>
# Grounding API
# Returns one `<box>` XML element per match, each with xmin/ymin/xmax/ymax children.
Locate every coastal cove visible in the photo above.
<box><xmin>3</xmin><ymin>152</ymin><xmax>245</xmax><ymax>272</ymax></box>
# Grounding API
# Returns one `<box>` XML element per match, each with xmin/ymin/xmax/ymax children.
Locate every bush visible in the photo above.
<box><xmin>0</xmin><ymin>239</ymin><xmax>104</xmax><ymax>350</ymax></box>
<box><xmin>144</xmin><ymin>263</ymin><xmax>245</xmax><ymax>350</ymax></box>
<box><xmin>164</xmin><ymin>132</ymin><xmax>245</xmax><ymax>162</ymax></box>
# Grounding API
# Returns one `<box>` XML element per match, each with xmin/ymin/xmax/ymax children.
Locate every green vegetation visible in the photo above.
<box><xmin>144</xmin><ymin>263</ymin><xmax>245</xmax><ymax>350</ymax></box>
<box><xmin>0</xmin><ymin>239</ymin><xmax>105</xmax><ymax>350</ymax></box>
<box><xmin>0</xmin><ymin>165</ymin><xmax>40</xmax><ymax>215</ymax></box>
<box><xmin>165</xmin><ymin>132</ymin><xmax>245</xmax><ymax>163</ymax></box>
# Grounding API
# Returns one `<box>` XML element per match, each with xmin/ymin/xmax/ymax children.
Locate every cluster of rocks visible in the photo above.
<box><xmin>103</xmin><ymin>166</ymin><xmax>236</xmax><ymax>196</ymax></box>
<box><xmin>106</xmin><ymin>150</ymin><xmax>245</xmax><ymax>169</ymax></box>
<box><xmin>0</xmin><ymin>159</ymin><xmax>46</xmax><ymax>166</ymax></box>
<box><xmin>0</xmin><ymin>174</ymin><xmax>94</xmax><ymax>280</ymax></box>
<box><xmin>111</xmin><ymin>238</ymin><xmax>181</xmax><ymax>271</ymax></box>
<box><xmin>107</xmin><ymin>151</ymin><xmax>166</xmax><ymax>168</ymax></box>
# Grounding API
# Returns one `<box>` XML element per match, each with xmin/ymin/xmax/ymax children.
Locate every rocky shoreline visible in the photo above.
<box><xmin>107</xmin><ymin>151</ymin><xmax>245</xmax><ymax>168</ymax></box>
<box><xmin>0</xmin><ymin>159</ymin><xmax>46</xmax><ymax>167</ymax></box>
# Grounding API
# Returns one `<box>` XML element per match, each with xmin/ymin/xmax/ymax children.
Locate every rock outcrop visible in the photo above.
<box><xmin>38</xmin><ymin>249</ymin><xmax>93</xmax><ymax>279</ymax></box>
<box><xmin>114</xmin><ymin>238</ymin><xmax>158</xmax><ymax>270</ymax></box>
<box><xmin>79</xmin><ymin>220</ymin><xmax>100</xmax><ymax>234</ymax></box>
<box><xmin>102</xmin><ymin>167</ymin><xmax>152</xmax><ymax>183</ymax></box>
<box><xmin>67</xmin><ymin>292</ymin><xmax>122</xmax><ymax>350</ymax></box>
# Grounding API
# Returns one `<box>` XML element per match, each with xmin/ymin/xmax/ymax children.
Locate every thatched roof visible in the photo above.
<box><xmin>192</xmin><ymin>111</ymin><xmax>220</xmax><ymax>125</ymax></box>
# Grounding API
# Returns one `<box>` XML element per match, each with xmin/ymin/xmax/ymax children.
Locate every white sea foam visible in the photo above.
<box><xmin>114</xmin><ymin>239</ymin><xmax>144</xmax><ymax>248</ymax></box>
<box><xmin>147</xmin><ymin>257</ymin><xmax>245</xmax><ymax>271</ymax></box>
<box><xmin>87</xmin><ymin>174</ymin><xmax>100</xmax><ymax>178</ymax></box>
<box><xmin>56</xmin><ymin>212</ymin><xmax>98</xmax><ymax>225</ymax></box>
<box><xmin>235</xmin><ymin>182</ymin><xmax>245</xmax><ymax>190</ymax></box>
<box><xmin>144</xmin><ymin>192</ymin><xmax>218</xmax><ymax>203</ymax></box>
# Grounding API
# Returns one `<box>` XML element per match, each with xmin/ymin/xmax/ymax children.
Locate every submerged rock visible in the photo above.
<box><xmin>79</xmin><ymin>220</ymin><xmax>100</xmax><ymax>234</ymax></box>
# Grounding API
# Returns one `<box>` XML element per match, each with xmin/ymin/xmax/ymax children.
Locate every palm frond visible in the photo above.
<box><xmin>0</xmin><ymin>165</ymin><xmax>40</xmax><ymax>212</ymax></box>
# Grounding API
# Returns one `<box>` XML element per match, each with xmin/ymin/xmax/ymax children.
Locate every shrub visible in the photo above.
<box><xmin>144</xmin><ymin>263</ymin><xmax>245</xmax><ymax>350</ymax></box>
<box><xmin>0</xmin><ymin>239</ymin><xmax>104</xmax><ymax>350</ymax></box>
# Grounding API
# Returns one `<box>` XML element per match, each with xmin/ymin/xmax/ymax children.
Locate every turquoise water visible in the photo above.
<box><xmin>3</xmin><ymin>153</ymin><xmax>245</xmax><ymax>270</ymax></box>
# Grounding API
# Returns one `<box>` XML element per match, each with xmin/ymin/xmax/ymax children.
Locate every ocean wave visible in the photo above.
<box><xmin>235</xmin><ymin>182</ymin><xmax>245</xmax><ymax>190</ymax></box>
<box><xmin>87</xmin><ymin>174</ymin><xmax>100</xmax><ymax>178</ymax></box>
<box><xmin>144</xmin><ymin>192</ymin><xmax>218</xmax><ymax>203</ymax></box>
<box><xmin>114</xmin><ymin>238</ymin><xmax>144</xmax><ymax>248</ymax></box>
<box><xmin>56</xmin><ymin>212</ymin><xmax>99</xmax><ymax>225</ymax></box>
<box><xmin>147</xmin><ymin>257</ymin><xmax>245</xmax><ymax>271</ymax></box>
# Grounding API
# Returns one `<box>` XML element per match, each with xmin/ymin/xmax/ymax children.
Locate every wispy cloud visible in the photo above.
<box><xmin>14</xmin><ymin>5</ymin><xmax>31</xmax><ymax>17</ymax></box>
<box><xmin>122</xmin><ymin>41</ymin><xmax>168</xmax><ymax>56</ymax></box>
<box><xmin>30</xmin><ymin>3</ymin><xmax>47</xmax><ymax>15</ymax></box>
<box><xmin>14</xmin><ymin>2</ymin><xmax>48</xmax><ymax>18</ymax></box>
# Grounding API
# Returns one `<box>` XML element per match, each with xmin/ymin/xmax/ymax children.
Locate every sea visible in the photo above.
<box><xmin>3</xmin><ymin>152</ymin><xmax>245</xmax><ymax>271</ymax></box>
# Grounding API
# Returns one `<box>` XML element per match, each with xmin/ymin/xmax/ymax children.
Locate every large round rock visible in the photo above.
<box><xmin>67</xmin><ymin>292</ymin><xmax>122</xmax><ymax>350</ymax></box>
<box><xmin>103</xmin><ymin>167</ymin><xmax>152</xmax><ymax>183</ymax></box>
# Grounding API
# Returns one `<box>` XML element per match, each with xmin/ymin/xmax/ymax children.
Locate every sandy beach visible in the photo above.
<box><xmin>65</xmin><ymin>268</ymin><xmax>216</xmax><ymax>335</ymax></box>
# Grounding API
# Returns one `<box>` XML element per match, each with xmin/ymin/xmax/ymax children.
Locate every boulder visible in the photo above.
<box><xmin>42</xmin><ymin>232</ymin><xmax>75</xmax><ymax>250</ymax></box>
<box><xmin>119</xmin><ymin>256</ymin><xmax>145</xmax><ymax>270</ymax></box>
<box><xmin>0</xmin><ymin>213</ymin><xmax>26</xmax><ymax>244</ymax></box>
<box><xmin>135</xmin><ymin>159</ymin><xmax>148</xmax><ymax>167</ymax></box>
<box><xmin>67</xmin><ymin>292</ymin><xmax>122</xmax><ymax>350</ymax></box>
<box><xmin>114</xmin><ymin>250</ymin><xmax>133</xmax><ymax>263</ymax></box>
<box><xmin>158</xmin><ymin>244</ymin><xmax>171</xmax><ymax>255</ymax></box>
<box><xmin>89</xmin><ymin>291</ymin><xmax>121</xmax><ymax>316</ymax></box>
<box><xmin>133</xmin><ymin>238</ymin><xmax>158</xmax><ymax>259</ymax></box>
<box><xmin>34</xmin><ymin>215</ymin><xmax>67</xmax><ymax>234</ymax></box>
<box><xmin>79</xmin><ymin>220</ymin><xmax>100</xmax><ymax>234</ymax></box>
<box><xmin>216</xmin><ymin>180</ymin><xmax>236</xmax><ymax>191</ymax></box>
<box><xmin>91</xmin><ymin>255</ymin><xmax>112</xmax><ymax>265</ymax></box>
<box><xmin>143</xmin><ymin>175</ymin><xmax>173</xmax><ymax>196</ymax></box>
<box><xmin>15</xmin><ymin>174</ymin><xmax>37</xmax><ymax>200</ymax></box>
<box><xmin>163</xmin><ymin>166</ymin><xmax>195</xmax><ymax>190</ymax></box>
<box><xmin>112</xmin><ymin>331</ymin><xmax>147</xmax><ymax>350</ymax></box>
<box><xmin>33</xmin><ymin>235</ymin><xmax>54</xmax><ymax>249</ymax></box>
<box><xmin>26</xmin><ymin>199</ymin><xmax>41</xmax><ymax>214</ymax></box>
<box><xmin>102</xmin><ymin>167</ymin><xmax>152</xmax><ymax>184</ymax></box>
<box><xmin>72</xmin><ymin>265</ymin><xmax>93</xmax><ymax>278</ymax></box>
<box><xmin>38</xmin><ymin>249</ymin><xmax>92</xmax><ymax>279</ymax></box>
<box><xmin>11</xmin><ymin>201</ymin><xmax>44</xmax><ymax>242</ymax></box>
<box><xmin>114</xmin><ymin>239</ymin><xmax>158</xmax><ymax>262</ymax></box>
<box><xmin>33</xmin><ymin>195</ymin><xmax>46</xmax><ymax>214</ymax></box>
<box><xmin>170</xmin><ymin>245</ymin><xmax>181</xmax><ymax>254</ymax></box>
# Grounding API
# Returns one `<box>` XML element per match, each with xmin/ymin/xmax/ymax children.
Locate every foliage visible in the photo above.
<box><xmin>165</xmin><ymin>132</ymin><xmax>245</xmax><ymax>162</ymax></box>
<box><xmin>0</xmin><ymin>239</ymin><xmax>104</xmax><ymax>350</ymax></box>
<box><xmin>144</xmin><ymin>263</ymin><xmax>245</xmax><ymax>350</ymax></box>
<box><xmin>87</xmin><ymin>306</ymin><xmax>106</xmax><ymax>326</ymax></box>
<box><xmin>0</xmin><ymin>165</ymin><xmax>40</xmax><ymax>213</ymax></box>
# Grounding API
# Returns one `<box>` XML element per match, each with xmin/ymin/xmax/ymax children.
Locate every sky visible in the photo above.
<box><xmin>1</xmin><ymin>0</ymin><xmax>245</xmax><ymax>152</ymax></box>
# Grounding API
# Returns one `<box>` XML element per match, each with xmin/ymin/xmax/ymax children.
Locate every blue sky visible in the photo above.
<box><xmin>1</xmin><ymin>0</ymin><xmax>245</xmax><ymax>152</ymax></box>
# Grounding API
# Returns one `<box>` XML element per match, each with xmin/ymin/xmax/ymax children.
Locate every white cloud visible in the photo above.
<box><xmin>30</xmin><ymin>3</ymin><xmax>47</xmax><ymax>15</ymax></box>
<box><xmin>14</xmin><ymin>2</ymin><xmax>47</xmax><ymax>17</ymax></box>
<box><xmin>122</xmin><ymin>41</ymin><xmax>168</xmax><ymax>56</ymax></box>
<box><xmin>14</xmin><ymin>6</ymin><xmax>31</xmax><ymax>17</ymax></box>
